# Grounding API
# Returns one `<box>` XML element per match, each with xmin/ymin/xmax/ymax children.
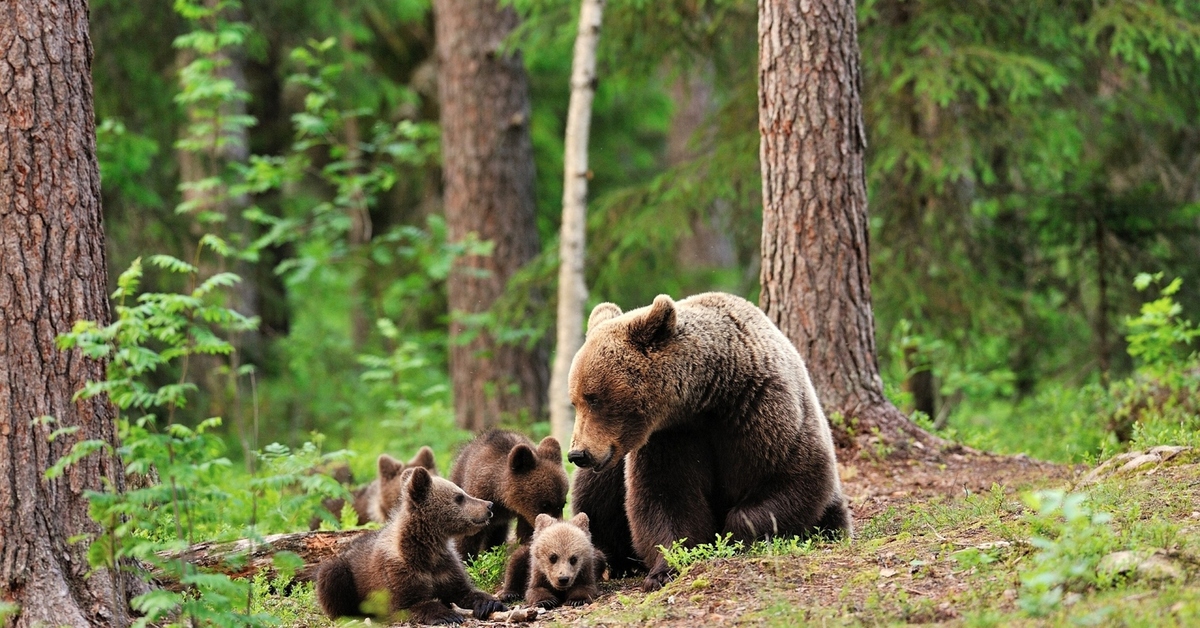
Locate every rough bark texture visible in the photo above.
<box><xmin>0</xmin><ymin>2</ymin><xmax>135</xmax><ymax>625</ymax></box>
<box><xmin>549</xmin><ymin>0</ymin><xmax>606</xmax><ymax>446</ymax></box>
<box><xmin>757</xmin><ymin>0</ymin><xmax>942</xmax><ymax>454</ymax></box>
<box><xmin>435</xmin><ymin>0</ymin><xmax>547</xmax><ymax>431</ymax></box>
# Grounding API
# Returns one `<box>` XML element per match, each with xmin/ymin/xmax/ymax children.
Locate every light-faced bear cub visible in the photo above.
<box><xmin>524</xmin><ymin>513</ymin><xmax>606</xmax><ymax>608</ymax></box>
<box><xmin>314</xmin><ymin>467</ymin><xmax>506</xmax><ymax>623</ymax></box>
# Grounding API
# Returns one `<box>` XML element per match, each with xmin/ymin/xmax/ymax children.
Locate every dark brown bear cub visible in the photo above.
<box><xmin>525</xmin><ymin>513</ymin><xmax>606</xmax><ymax>608</ymax></box>
<box><xmin>311</xmin><ymin>447</ymin><xmax>437</xmax><ymax>529</ymax></box>
<box><xmin>449</xmin><ymin>430</ymin><xmax>568</xmax><ymax>599</ymax></box>
<box><xmin>314</xmin><ymin>467</ymin><xmax>505</xmax><ymax>623</ymax></box>
<box><xmin>567</xmin><ymin>293</ymin><xmax>850</xmax><ymax>592</ymax></box>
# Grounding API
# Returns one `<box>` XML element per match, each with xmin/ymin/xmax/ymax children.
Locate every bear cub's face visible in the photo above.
<box><xmin>378</xmin><ymin>446</ymin><xmax>438</xmax><ymax>518</ymax></box>
<box><xmin>504</xmin><ymin>437</ymin><xmax>568</xmax><ymax>524</ymax></box>
<box><xmin>531</xmin><ymin>513</ymin><xmax>594</xmax><ymax>591</ymax></box>
<box><xmin>568</xmin><ymin>295</ymin><xmax>678</xmax><ymax>471</ymax></box>
<box><xmin>401</xmin><ymin>466</ymin><xmax>492</xmax><ymax>535</ymax></box>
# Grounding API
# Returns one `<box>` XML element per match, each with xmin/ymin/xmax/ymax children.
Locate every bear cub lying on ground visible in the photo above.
<box><xmin>523</xmin><ymin>513</ymin><xmax>606</xmax><ymax>609</ymax></box>
<box><xmin>314</xmin><ymin>467</ymin><xmax>505</xmax><ymax>623</ymax></box>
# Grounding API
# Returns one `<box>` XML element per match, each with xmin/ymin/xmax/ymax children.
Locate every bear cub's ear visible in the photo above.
<box><xmin>628</xmin><ymin>294</ymin><xmax>677</xmax><ymax>351</ymax></box>
<box><xmin>536</xmin><ymin>436</ymin><xmax>562</xmax><ymax>463</ymax></box>
<box><xmin>587</xmin><ymin>303</ymin><xmax>623</xmax><ymax>333</ymax></box>
<box><xmin>405</xmin><ymin>467</ymin><xmax>432</xmax><ymax>504</ymax></box>
<box><xmin>378</xmin><ymin>454</ymin><xmax>405</xmax><ymax>481</ymax></box>
<box><xmin>407</xmin><ymin>446</ymin><xmax>437</xmax><ymax>473</ymax></box>
<box><xmin>509</xmin><ymin>444</ymin><xmax>538</xmax><ymax>474</ymax></box>
<box><xmin>568</xmin><ymin>512</ymin><xmax>590</xmax><ymax>533</ymax></box>
<box><xmin>534</xmin><ymin>513</ymin><xmax>557</xmax><ymax>533</ymax></box>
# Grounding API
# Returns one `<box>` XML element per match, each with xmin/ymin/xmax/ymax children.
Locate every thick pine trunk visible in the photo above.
<box><xmin>0</xmin><ymin>2</ymin><xmax>135</xmax><ymax>625</ymax></box>
<box><xmin>435</xmin><ymin>0</ymin><xmax>548</xmax><ymax>431</ymax></box>
<box><xmin>757</xmin><ymin>0</ymin><xmax>942</xmax><ymax>454</ymax></box>
<box><xmin>549</xmin><ymin>0</ymin><xmax>605</xmax><ymax>446</ymax></box>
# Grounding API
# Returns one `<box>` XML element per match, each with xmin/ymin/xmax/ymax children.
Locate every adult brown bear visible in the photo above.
<box><xmin>567</xmin><ymin>292</ymin><xmax>850</xmax><ymax>591</ymax></box>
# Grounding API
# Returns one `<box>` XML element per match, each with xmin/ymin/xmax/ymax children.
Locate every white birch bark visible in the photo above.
<box><xmin>550</xmin><ymin>0</ymin><xmax>606</xmax><ymax>446</ymax></box>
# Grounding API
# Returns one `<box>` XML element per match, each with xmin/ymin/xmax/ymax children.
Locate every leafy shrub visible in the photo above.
<box><xmin>465</xmin><ymin>545</ymin><xmax>511</xmax><ymax>593</ymax></box>
<box><xmin>1018</xmin><ymin>490</ymin><xmax>1119</xmax><ymax>617</ymax></box>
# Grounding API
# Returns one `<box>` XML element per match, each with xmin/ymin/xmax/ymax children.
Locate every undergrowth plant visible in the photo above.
<box><xmin>1017</xmin><ymin>490</ymin><xmax>1119</xmax><ymax>617</ymax></box>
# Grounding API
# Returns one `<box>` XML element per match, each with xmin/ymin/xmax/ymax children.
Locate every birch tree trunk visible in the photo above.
<box><xmin>435</xmin><ymin>0</ymin><xmax>548</xmax><ymax>430</ymax></box>
<box><xmin>757</xmin><ymin>0</ymin><xmax>943</xmax><ymax>455</ymax></box>
<box><xmin>550</xmin><ymin>0</ymin><xmax>606</xmax><ymax>446</ymax></box>
<box><xmin>0</xmin><ymin>1</ymin><xmax>136</xmax><ymax>624</ymax></box>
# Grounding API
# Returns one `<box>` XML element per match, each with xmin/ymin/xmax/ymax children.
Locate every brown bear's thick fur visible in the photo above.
<box><xmin>449</xmin><ymin>430</ymin><xmax>569</xmax><ymax>599</ymax></box>
<box><xmin>314</xmin><ymin>467</ymin><xmax>506</xmax><ymax>622</ymax></box>
<box><xmin>310</xmin><ymin>447</ymin><xmax>437</xmax><ymax>530</ymax></box>
<box><xmin>523</xmin><ymin>513</ymin><xmax>606</xmax><ymax>608</ymax></box>
<box><xmin>569</xmin><ymin>457</ymin><xmax>642</xmax><ymax>577</ymax></box>
<box><xmin>566</xmin><ymin>292</ymin><xmax>850</xmax><ymax>591</ymax></box>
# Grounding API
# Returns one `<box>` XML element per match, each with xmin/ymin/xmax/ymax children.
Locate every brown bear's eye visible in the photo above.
<box><xmin>569</xmin><ymin>556</ymin><xmax>578</xmax><ymax>566</ymax></box>
<box><xmin>549</xmin><ymin>554</ymin><xmax>558</xmax><ymax>564</ymax></box>
<box><xmin>583</xmin><ymin>393</ymin><xmax>600</xmax><ymax>408</ymax></box>
<box><xmin>455</xmin><ymin>494</ymin><xmax>465</xmax><ymax>505</ymax></box>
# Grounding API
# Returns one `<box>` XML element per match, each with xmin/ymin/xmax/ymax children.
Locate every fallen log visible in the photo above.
<box><xmin>153</xmin><ymin>529</ymin><xmax>369</xmax><ymax>591</ymax></box>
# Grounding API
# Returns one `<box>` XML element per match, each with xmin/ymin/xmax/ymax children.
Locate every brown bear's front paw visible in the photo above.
<box><xmin>472</xmin><ymin>598</ymin><xmax>507</xmax><ymax>619</ymax></box>
<box><xmin>496</xmin><ymin>588</ymin><xmax>522</xmax><ymax>602</ymax></box>
<box><xmin>533</xmin><ymin>597</ymin><xmax>561</xmax><ymax>610</ymax></box>
<box><xmin>427</xmin><ymin>614</ymin><xmax>464</xmax><ymax>625</ymax></box>
<box><xmin>641</xmin><ymin>569</ymin><xmax>672</xmax><ymax>592</ymax></box>
<box><xmin>565</xmin><ymin>597</ymin><xmax>592</xmax><ymax>607</ymax></box>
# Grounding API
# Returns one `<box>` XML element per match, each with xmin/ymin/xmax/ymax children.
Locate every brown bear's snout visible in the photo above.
<box><xmin>567</xmin><ymin>449</ymin><xmax>594</xmax><ymax>468</ymax></box>
<box><xmin>556</xmin><ymin>575</ymin><xmax>571</xmax><ymax>588</ymax></box>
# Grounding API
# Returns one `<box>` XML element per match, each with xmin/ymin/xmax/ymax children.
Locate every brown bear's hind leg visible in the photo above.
<box><xmin>626</xmin><ymin>433</ymin><xmax>717</xmax><ymax>592</ymax></box>
<box><xmin>408</xmin><ymin>599</ymin><xmax>464</xmax><ymax>625</ymax></box>
<box><xmin>723</xmin><ymin>489</ymin><xmax>850</xmax><ymax>543</ymax></box>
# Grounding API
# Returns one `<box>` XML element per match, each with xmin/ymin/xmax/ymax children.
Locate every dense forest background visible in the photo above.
<box><xmin>90</xmin><ymin>0</ymin><xmax>1200</xmax><ymax>470</ymax></box>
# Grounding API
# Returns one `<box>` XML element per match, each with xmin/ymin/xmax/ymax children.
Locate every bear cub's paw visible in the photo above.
<box><xmin>472</xmin><ymin>598</ymin><xmax>507</xmax><ymax>619</ymax></box>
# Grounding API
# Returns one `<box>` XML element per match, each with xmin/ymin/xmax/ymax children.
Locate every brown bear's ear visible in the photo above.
<box><xmin>406</xmin><ymin>466</ymin><xmax>432</xmax><ymax>504</ymax></box>
<box><xmin>627</xmin><ymin>294</ymin><xmax>677</xmax><ymax>351</ymax></box>
<box><xmin>378</xmin><ymin>454</ymin><xmax>404</xmax><ymax>481</ymax></box>
<box><xmin>508</xmin><ymin>444</ymin><xmax>538</xmax><ymax>475</ymax></box>
<box><xmin>568</xmin><ymin>512</ymin><xmax>590</xmax><ymax>533</ymax></box>
<box><xmin>407</xmin><ymin>446</ymin><xmax>437</xmax><ymax>473</ymax></box>
<box><xmin>536</xmin><ymin>436</ymin><xmax>562</xmax><ymax>463</ymax></box>
<box><xmin>534</xmin><ymin>513</ymin><xmax>557</xmax><ymax>533</ymax></box>
<box><xmin>587</xmin><ymin>302</ymin><xmax>623</xmax><ymax>334</ymax></box>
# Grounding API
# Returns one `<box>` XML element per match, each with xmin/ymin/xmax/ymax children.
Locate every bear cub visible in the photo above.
<box><xmin>314</xmin><ymin>467</ymin><xmax>505</xmax><ymax>623</ymax></box>
<box><xmin>524</xmin><ymin>513</ymin><xmax>606</xmax><ymax>609</ymax></box>
<box><xmin>311</xmin><ymin>447</ymin><xmax>437</xmax><ymax>530</ymax></box>
<box><xmin>449</xmin><ymin>430</ymin><xmax>569</xmax><ymax>598</ymax></box>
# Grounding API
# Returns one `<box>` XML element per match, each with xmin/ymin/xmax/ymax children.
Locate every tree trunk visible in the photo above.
<box><xmin>668</xmin><ymin>61</ymin><xmax>738</xmax><ymax>271</ymax></box>
<box><xmin>0</xmin><ymin>2</ymin><xmax>136</xmax><ymax>625</ymax></box>
<box><xmin>435</xmin><ymin>0</ymin><xmax>548</xmax><ymax>431</ymax></box>
<box><xmin>549</xmin><ymin>0</ymin><xmax>606</xmax><ymax>446</ymax></box>
<box><xmin>757</xmin><ymin>0</ymin><xmax>942</xmax><ymax>455</ymax></box>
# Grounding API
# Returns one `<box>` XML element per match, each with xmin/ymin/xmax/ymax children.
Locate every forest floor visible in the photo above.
<box><xmin>275</xmin><ymin>448</ymin><xmax>1200</xmax><ymax>627</ymax></box>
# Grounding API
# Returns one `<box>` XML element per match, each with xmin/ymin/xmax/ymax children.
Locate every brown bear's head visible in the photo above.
<box><xmin>567</xmin><ymin>295</ymin><xmax>679</xmax><ymax>471</ymax></box>
<box><xmin>377</xmin><ymin>446</ymin><xmax>440</xmax><ymax>519</ymax></box>
<box><xmin>398</xmin><ymin>466</ymin><xmax>493</xmax><ymax>536</ymax></box>
<box><xmin>531</xmin><ymin>513</ymin><xmax>595</xmax><ymax>591</ymax></box>
<box><xmin>503</xmin><ymin>436</ymin><xmax>569</xmax><ymax>524</ymax></box>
